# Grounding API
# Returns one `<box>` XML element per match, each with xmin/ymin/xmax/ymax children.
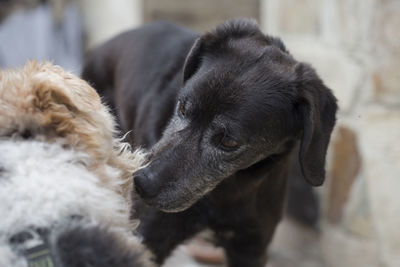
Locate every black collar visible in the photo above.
<box><xmin>10</xmin><ymin>229</ymin><xmax>57</xmax><ymax>267</ymax></box>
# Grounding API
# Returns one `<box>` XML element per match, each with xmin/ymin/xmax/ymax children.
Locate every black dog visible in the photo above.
<box><xmin>83</xmin><ymin>19</ymin><xmax>337</xmax><ymax>267</ymax></box>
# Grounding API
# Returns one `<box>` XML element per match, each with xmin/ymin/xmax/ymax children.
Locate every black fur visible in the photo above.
<box><xmin>83</xmin><ymin>18</ymin><xmax>337</xmax><ymax>267</ymax></box>
<box><xmin>55</xmin><ymin>223</ymin><xmax>148</xmax><ymax>267</ymax></box>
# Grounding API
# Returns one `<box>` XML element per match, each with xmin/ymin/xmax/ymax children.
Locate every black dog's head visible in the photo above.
<box><xmin>134</xmin><ymin>19</ymin><xmax>337</xmax><ymax>212</ymax></box>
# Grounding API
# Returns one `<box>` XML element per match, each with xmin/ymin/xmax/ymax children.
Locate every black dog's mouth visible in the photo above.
<box><xmin>138</xmin><ymin>189</ymin><xmax>198</xmax><ymax>213</ymax></box>
<box><xmin>134</xmin><ymin>178</ymin><xmax>212</xmax><ymax>213</ymax></box>
<box><xmin>133</xmin><ymin>168</ymin><xmax>202</xmax><ymax>212</ymax></box>
<box><xmin>150</xmin><ymin>201</ymin><xmax>192</xmax><ymax>213</ymax></box>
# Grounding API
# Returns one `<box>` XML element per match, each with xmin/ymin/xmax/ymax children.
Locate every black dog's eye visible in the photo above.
<box><xmin>178</xmin><ymin>101</ymin><xmax>186</xmax><ymax>117</ymax></box>
<box><xmin>220</xmin><ymin>135</ymin><xmax>239</xmax><ymax>149</ymax></box>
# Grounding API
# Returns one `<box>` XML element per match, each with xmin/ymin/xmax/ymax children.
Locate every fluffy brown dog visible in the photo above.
<box><xmin>0</xmin><ymin>61</ymin><xmax>153</xmax><ymax>267</ymax></box>
<box><xmin>0</xmin><ymin>61</ymin><xmax>139</xmax><ymax>200</ymax></box>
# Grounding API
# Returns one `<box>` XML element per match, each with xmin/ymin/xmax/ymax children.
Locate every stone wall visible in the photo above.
<box><xmin>261</xmin><ymin>0</ymin><xmax>400</xmax><ymax>266</ymax></box>
<box><xmin>79</xmin><ymin>0</ymin><xmax>142</xmax><ymax>49</ymax></box>
<box><xmin>143</xmin><ymin>0</ymin><xmax>259</xmax><ymax>33</ymax></box>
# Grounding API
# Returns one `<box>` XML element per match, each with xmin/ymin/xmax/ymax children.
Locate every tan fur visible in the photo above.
<box><xmin>0</xmin><ymin>61</ymin><xmax>145</xmax><ymax>204</ymax></box>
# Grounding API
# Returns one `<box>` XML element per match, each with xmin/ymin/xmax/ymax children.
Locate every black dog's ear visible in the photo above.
<box><xmin>183</xmin><ymin>38</ymin><xmax>203</xmax><ymax>83</ymax></box>
<box><xmin>265</xmin><ymin>35</ymin><xmax>289</xmax><ymax>53</ymax></box>
<box><xmin>295</xmin><ymin>63</ymin><xmax>338</xmax><ymax>186</ymax></box>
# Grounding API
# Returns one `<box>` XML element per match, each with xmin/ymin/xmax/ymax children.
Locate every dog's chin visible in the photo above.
<box><xmin>142</xmin><ymin>195</ymin><xmax>198</xmax><ymax>213</ymax></box>
<box><xmin>157</xmin><ymin>205</ymin><xmax>190</xmax><ymax>213</ymax></box>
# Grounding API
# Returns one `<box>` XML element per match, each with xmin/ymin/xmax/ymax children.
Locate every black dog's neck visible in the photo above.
<box><xmin>237</xmin><ymin>139</ymin><xmax>297</xmax><ymax>180</ymax></box>
<box><xmin>208</xmin><ymin>147</ymin><xmax>293</xmax><ymax>208</ymax></box>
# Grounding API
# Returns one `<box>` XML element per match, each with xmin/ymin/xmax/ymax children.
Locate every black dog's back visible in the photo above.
<box><xmin>83</xmin><ymin>22</ymin><xmax>197</xmax><ymax>147</ymax></box>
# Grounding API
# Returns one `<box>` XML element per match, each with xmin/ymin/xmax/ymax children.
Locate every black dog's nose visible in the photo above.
<box><xmin>133</xmin><ymin>170</ymin><xmax>159</xmax><ymax>199</ymax></box>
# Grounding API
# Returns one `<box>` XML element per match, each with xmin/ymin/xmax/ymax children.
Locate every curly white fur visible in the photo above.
<box><xmin>0</xmin><ymin>61</ymin><xmax>152</xmax><ymax>267</ymax></box>
<box><xmin>0</xmin><ymin>140</ymin><xmax>138</xmax><ymax>265</ymax></box>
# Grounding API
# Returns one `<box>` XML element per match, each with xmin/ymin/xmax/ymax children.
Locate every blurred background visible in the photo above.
<box><xmin>1</xmin><ymin>0</ymin><xmax>399</xmax><ymax>266</ymax></box>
